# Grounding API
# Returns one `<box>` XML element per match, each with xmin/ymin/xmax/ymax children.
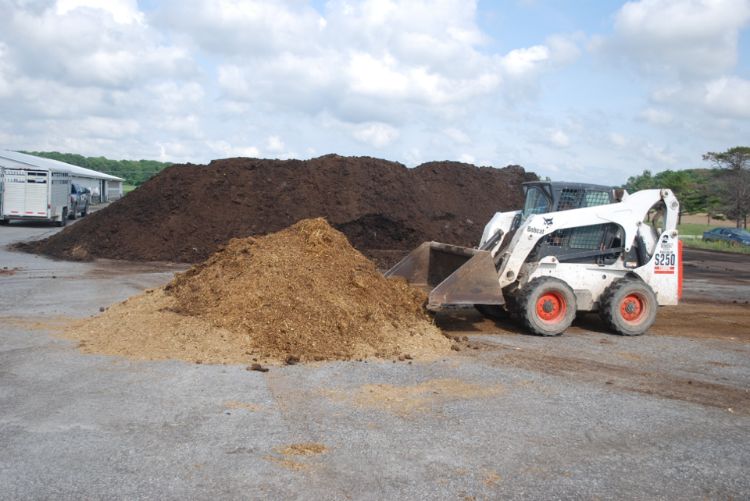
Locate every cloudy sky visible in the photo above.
<box><xmin>0</xmin><ymin>0</ymin><xmax>749</xmax><ymax>184</ymax></box>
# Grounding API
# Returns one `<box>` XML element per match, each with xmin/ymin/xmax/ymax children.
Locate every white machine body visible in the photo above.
<box><xmin>387</xmin><ymin>182</ymin><xmax>682</xmax><ymax>336</ymax></box>
<box><xmin>480</xmin><ymin>188</ymin><xmax>681</xmax><ymax>309</ymax></box>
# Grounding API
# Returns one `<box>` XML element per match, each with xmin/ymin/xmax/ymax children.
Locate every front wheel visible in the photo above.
<box><xmin>517</xmin><ymin>277</ymin><xmax>577</xmax><ymax>336</ymax></box>
<box><xmin>599</xmin><ymin>279</ymin><xmax>657</xmax><ymax>336</ymax></box>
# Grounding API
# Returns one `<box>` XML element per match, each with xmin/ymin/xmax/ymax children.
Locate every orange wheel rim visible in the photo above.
<box><xmin>536</xmin><ymin>291</ymin><xmax>566</xmax><ymax>323</ymax></box>
<box><xmin>620</xmin><ymin>294</ymin><xmax>645</xmax><ymax>323</ymax></box>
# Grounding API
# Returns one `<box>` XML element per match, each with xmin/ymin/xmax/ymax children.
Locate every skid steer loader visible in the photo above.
<box><xmin>386</xmin><ymin>182</ymin><xmax>682</xmax><ymax>336</ymax></box>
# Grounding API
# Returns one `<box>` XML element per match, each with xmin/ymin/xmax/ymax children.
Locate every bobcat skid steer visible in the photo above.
<box><xmin>386</xmin><ymin>182</ymin><xmax>682</xmax><ymax>336</ymax></box>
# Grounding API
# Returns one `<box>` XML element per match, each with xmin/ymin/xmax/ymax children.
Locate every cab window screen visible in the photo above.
<box><xmin>558</xmin><ymin>189</ymin><xmax>583</xmax><ymax>210</ymax></box>
<box><xmin>545</xmin><ymin>226</ymin><xmax>605</xmax><ymax>250</ymax></box>
<box><xmin>584</xmin><ymin>191</ymin><xmax>610</xmax><ymax>207</ymax></box>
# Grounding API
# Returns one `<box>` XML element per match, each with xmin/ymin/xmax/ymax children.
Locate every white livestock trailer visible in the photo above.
<box><xmin>0</xmin><ymin>163</ymin><xmax>71</xmax><ymax>226</ymax></box>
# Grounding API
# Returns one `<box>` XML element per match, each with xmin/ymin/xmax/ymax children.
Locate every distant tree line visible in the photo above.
<box><xmin>625</xmin><ymin>147</ymin><xmax>749</xmax><ymax>229</ymax></box>
<box><xmin>22</xmin><ymin>151</ymin><xmax>172</xmax><ymax>187</ymax></box>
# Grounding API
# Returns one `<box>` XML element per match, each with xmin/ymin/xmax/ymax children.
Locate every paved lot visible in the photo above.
<box><xmin>1</xmin><ymin>222</ymin><xmax>749</xmax><ymax>500</ymax></box>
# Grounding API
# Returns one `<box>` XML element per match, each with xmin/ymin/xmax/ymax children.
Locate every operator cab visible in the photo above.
<box><xmin>521</xmin><ymin>181</ymin><xmax>616</xmax><ymax>220</ymax></box>
<box><xmin>519</xmin><ymin>182</ymin><xmax>627</xmax><ymax>266</ymax></box>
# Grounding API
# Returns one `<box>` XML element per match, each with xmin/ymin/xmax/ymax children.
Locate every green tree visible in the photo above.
<box><xmin>703</xmin><ymin>146</ymin><xmax>750</xmax><ymax>229</ymax></box>
<box><xmin>625</xmin><ymin>170</ymin><xmax>655</xmax><ymax>192</ymax></box>
<box><xmin>625</xmin><ymin>169</ymin><xmax>705</xmax><ymax>224</ymax></box>
<box><xmin>21</xmin><ymin>151</ymin><xmax>172</xmax><ymax>187</ymax></box>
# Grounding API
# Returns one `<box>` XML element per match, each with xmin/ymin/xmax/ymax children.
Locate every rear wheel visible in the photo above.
<box><xmin>599</xmin><ymin>279</ymin><xmax>657</xmax><ymax>336</ymax></box>
<box><xmin>57</xmin><ymin>208</ymin><xmax>68</xmax><ymax>227</ymax></box>
<box><xmin>474</xmin><ymin>304</ymin><xmax>509</xmax><ymax>320</ymax></box>
<box><xmin>517</xmin><ymin>277</ymin><xmax>577</xmax><ymax>336</ymax></box>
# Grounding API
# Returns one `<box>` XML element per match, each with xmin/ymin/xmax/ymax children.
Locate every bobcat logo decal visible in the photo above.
<box><xmin>543</xmin><ymin>217</ymin><xmax>554</xmax><ymax>228</ymax></box>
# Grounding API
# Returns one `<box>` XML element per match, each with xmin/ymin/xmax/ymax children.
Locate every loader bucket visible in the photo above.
<box><xmin>385</xmin><ymin>242</ymin><xmax>504</xmax><ymax>310</ymax></box>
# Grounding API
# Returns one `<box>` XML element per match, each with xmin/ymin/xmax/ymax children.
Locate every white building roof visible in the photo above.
<box><xmin>0</xmin><ymin>150</ymin><xmax>125</xmax><ymax>182</ymax></box>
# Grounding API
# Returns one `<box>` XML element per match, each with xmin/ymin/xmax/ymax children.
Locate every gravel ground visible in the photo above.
<box><xmin>1</xmin><ymin>222</ymin><xmax>749</xmax><ymax>500</ymax></box>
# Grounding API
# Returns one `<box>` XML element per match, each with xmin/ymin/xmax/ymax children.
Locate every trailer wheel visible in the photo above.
<box><xmin>57</xmin><ymin>208</ymin><xmax>68</xmax><ymax>227</ymax></box>
<box><xmin>474</xmin><ymin>304</ymin><xmax>508</xmax><ymax>320</ymax></box>
<box><xmin>518</xmin><ymin>277</ymin><xmax>577</xmax><ymax>336</ymax></box>
<box><xmin>599</xmin><ymin>279</ymin><xmax>657</xmax><ymax>336</ymax></box>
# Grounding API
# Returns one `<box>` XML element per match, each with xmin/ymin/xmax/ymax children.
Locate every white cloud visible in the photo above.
<box><xmin>540</xmin><ymin>162</ymin><xmax>561</xmax><ymax>173</ymax></box>
<box><xmin>206</xmin><ymin>140</ymin><xmax>260</xmax><ymax>158</ymax></box>
<box><xmin>546</xmin><ymin>33</ymin><xmax>583</xmax><ymax>65</ymax></box>
<box><xmin>56</xmin><ymin>0</ymin><xmax>144</xmax><ymax>24</ymax></box>
<box><xmin>639</xmin><ymin>107</ymin><xmax>674</xmax><ymax>125</ymax></box>
<box><xmin>703</xmin><ymin>76</ymin><xmax>750</xmax><ymax>118</ymax></box>
<box><xmin>500</xmin><ymin>45</ymin><xmax>550</xmax><ymax>78</ymax></box>
<box><xmin>0</xmin><ymin>45</ymin><xmax>13</xmax><ymax>98</ymax></box>
<box><xmin>637</xmin><ymin>77</ymin><xmax>750</xmax><ymax>123</ymax></box>
<box><xmin>591</xmin><ymin>0</ymin><xmax>750</xmax><ymax>143</ymax></box>
<box><xmin>217</xmin><ymin>65</ymin><xmax>252</xmax><ymax>99</ymax></box>
<box><xmin>169</xmin><ymin>0</ymin><xmax>571</xmax><ymax>125</ymax></box>
<box><xmin>157</xmin><ymin>0</ymin><xmax>325</xmax><ymax>56</ymax></box>
<box><xmin>0</xmin><ymin>1</ymin><xmax>194</xmax><ymax>89</ymax></box>
<box><xmin>346</xmin><ymin>52</ymin><xmax>411</xmax><ymax>99</ymax></box>
<box><xmin>443</xmin><ymin>128</ymin><xmax>470</xmax><ymax>144</ymax></box>
<box><xmin>610</xmin><ymin>0</ymin><xmax>750</xmax><ymax>78</ymax></box>
<box><xmin>548</xmin><ymin>129</ymin><xmax>571</xmax><ymax>148</ymax></box>
<box><xmin>458</xmin><ymin>153</ymin><xmax>476</xmax><ymax>164</ymax></box>
<box><xmin>157</xmin><ymin>141</ymin><xmax>199</xmax><ymax>161</ymax></box>
<box><xmin>641</xmin><ymin>142</ymin><xmax>677</xmax><ymax>165</ymax></box>
<box><xmin>352</xmin><ymin>122</ymin><xmax>400</xmax><ymax>148</ymax></box>
<box><xmin>3</xmin><ymin>0</ymin><xmax>741</xmax><ymax>187</ymax></box>
<box><xmin>149</xmin><ymin>81</ymin><xmax>205</xmax><ymax>114</ymax></box>
<box><xmin>403</xmin><ymin>147</ymin><xmax>424</xmax><ymax>166</ymax></box>
<box><xmin>609</xmin><ymin>133</ymin><xmax>628</xmax><ymax>147</ymax></box>
<box><xmin>0</xmin><ymin>1</ymin><xmax>207</xmax><ymax>161</ymax></box>
<box><xmin>266</xmin><ymin>136</ymin><xmax>285</xmax><ymax>153</ymax></box>
<box><xmin>73</xmin><ymin>117</ymin><xmax>141</xmax><ymax>139</ymax></box>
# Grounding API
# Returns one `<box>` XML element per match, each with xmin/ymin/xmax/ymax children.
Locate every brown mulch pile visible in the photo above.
<box><xmin>68</xmin><ymin>219</ymin><xmax>450</xmax><ymax>364</ymax></box>
<box><xmin>20</xmin><ymin>155</ymin><xmax>534</xmax><ymax>267</ymax></box>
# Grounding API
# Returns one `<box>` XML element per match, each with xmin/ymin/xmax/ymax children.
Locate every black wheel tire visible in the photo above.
<box><xmin>70</xmin><ymin>206</ymin><xmax>77</xmax><ymax>220</ymax></box>
<box><xmin>517</xmin><ymin>277</ymin><xmax>577</xmax><ymax>336</ymax></box>
<box><xmin>475</xmin><ymin>304</ymin><xmax>509</xmax><ymax>320</ymax></box>
<box><xmin>0</xmin><ymin>219</ymin><xmax>8</xmax><ymax>226</ymax></box>
<box><xmin>57</xmin><ymin>209</ymin><xmax>68</xmax><ymax>227</ymax></box>
<box><xmin>599</xmin><ymin>279</ymin><xmax>657</xmax><ymax>336</ymax></box>
<box><xmin>81</xmin><ymin>205</ymin><xmax>88</xmax><ymax>217</ymax></box>
<box><xmin>503</xmin><ymin>289</ymin><xmax>522</xmax><ymax>320</ymax></box>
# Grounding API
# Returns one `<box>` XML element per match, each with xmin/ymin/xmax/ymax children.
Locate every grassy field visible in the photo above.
<box><xmin>678</xmin><ymin>222</ymin><xmax>716</xmax><ymax>236</ymax></box>
<box><xmin>683</xmin><ymin>239</ymin><xmax>750</xmax><ymax>254</ymax></box>
<box><xmin>678</xmin><ymin>217</ymin><xmax>750</xmax><ymax>255</ymax></box>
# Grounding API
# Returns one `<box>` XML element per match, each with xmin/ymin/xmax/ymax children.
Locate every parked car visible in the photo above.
<box><xmin>702</xmin><ymin>227</ymin><xmax>750</xmax><ymax>246</ymax></box>
<box><xmin>69</xmin><ymin>183</ymin><xmax>89</xmax><ymax>219</ymax></box>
